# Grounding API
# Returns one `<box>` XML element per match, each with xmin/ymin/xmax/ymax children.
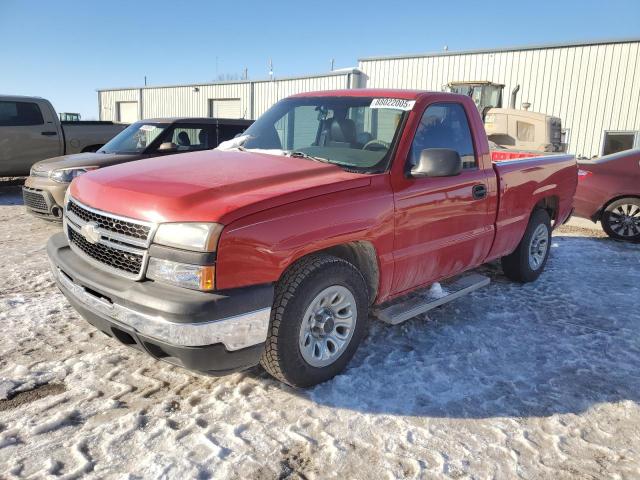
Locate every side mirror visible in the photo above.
<box><xmin>410</xmin><ymin>148</ymin><xmax>462</xmax><ymax>178</ymax></box>
<box><xmin>157</xmin><ymin>142</ymin><xmax>177</xmax><ymax>152</ymax></box>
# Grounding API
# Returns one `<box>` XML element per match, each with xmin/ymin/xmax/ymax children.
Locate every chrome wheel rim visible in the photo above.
<box><xmin>608</xmin><ymin>204</ymin><xmax>640</xmax><ymax>238</ymax></box>
<box><xmin>298</xmin><ymin>285</ymin><xmax>357</xmax><ymax>368</ymax></box>
<box><xmin>528</xmin><ymin>223</ymin><xmax>549</xmax><ymax>270</ymax></box>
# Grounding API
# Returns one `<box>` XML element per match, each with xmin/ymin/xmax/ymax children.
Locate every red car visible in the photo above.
<box><xmin>574</xmin><ymin>149</ymin><xmax>640</xmax><ymax>242</ymax></box>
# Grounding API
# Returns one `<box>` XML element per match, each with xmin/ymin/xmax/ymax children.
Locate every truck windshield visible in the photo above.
<box><xmin>238</xmin><ymin>97</ymin><xmax>408</xmax><ymax>172</ymax></box>
<box><xmin>99</xmin><ymin>122</ymin><xmax>169</xmax><ymax>154</ymax></box>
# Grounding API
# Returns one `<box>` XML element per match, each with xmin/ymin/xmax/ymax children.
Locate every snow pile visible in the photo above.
<box><xmin>0</xmin><ymin>191</ymin><xmax>639</xmax><ymax>478</ymax></box>
<box><xmin>427</xmin><ymin>282</ymin><xmax>448</xmax><ymax>299</ymax></box>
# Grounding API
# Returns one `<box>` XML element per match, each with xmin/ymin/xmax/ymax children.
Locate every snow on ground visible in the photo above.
<box><xmin>0</xmin><ymin>183</ymin><xmax>639</xmax><ymax>479</ymax></box>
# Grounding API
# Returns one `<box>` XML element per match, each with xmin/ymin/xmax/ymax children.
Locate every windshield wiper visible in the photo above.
<box><xmin>288</xmin><ymin>151</ymin><xmax>332</xmax><ymax>164</ymax></box>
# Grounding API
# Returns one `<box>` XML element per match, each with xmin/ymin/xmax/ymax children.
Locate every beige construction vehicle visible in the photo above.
<box><xmin>446</xmin><ymin>81</ymin><xmax>566</xmax><ymax>153</ymax></box>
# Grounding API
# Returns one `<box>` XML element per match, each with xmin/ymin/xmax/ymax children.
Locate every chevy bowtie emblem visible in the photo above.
<box><xmin>81</xmin><ymin>222</ymin><xmax>101</xmax><ymax>244</ymax></box>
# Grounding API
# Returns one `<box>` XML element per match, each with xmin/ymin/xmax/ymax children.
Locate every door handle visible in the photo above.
<box><xmin>41</xmin><ymin>131</ymin><xmax>57</xmax><ymax>136</ymax></box>
<box><xmin>472</xmin><ymin>184</ymin><xmax>487</xmax><ymax>200</ymax></box>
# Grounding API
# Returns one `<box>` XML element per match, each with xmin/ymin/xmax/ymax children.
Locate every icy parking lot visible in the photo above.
<box><xmin>1</xmin><ymin>184</ymin><xmax>639</xmax><ymax>479</ymax></box>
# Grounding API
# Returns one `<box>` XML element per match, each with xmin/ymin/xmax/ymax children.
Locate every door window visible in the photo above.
<box><xmin>602</xmin><ymin>131</ymin><xmax>639</xmax><ymax>156</ymax></box>
<box><xmin>157</xmin><ymin>125</ymin><xmax>214</xmax><ymax>152</ymax></box>
<box><xmin>409</xmin><ymin>103</ymin><xmax>477</xmax><ymax>169</ymax></box>
<box><xmin>0</xmin><ymin>101</ymin><xmax>44</xmax><ymax>126</ymax></box>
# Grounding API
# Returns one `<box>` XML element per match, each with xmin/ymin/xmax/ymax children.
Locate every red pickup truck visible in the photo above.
<box><xmin>47</xmin><ymin>89</ymin><xmax>576</xmax><ymax>387</ymax></box>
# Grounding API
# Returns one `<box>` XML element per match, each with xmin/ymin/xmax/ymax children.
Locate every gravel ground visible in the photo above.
<box><xmin>0</xmin><ymin>184</ymin><xmax>639</xmax><ymax>479</ymax></box>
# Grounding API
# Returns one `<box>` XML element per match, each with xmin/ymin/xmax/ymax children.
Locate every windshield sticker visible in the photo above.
<box><xmin>370</xmin><ymin>98</ymin><xmax>416</xmax><ymax>111</ymax></box>
<box><xmin>139</xmin><ymin>124</ymin><xmax>156</xmax><ymax>132</ymax></box>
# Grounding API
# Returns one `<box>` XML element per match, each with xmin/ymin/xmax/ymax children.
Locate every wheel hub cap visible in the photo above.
<box><xmin>609</xmin><ymin>204</ymin><xmax>640</xmax><ymax>237</ymax></box>
<box><xmin>311</xmin><ymin>309</ymin><xmax>335</xmax><ymax>337</ymax></box>
<box><xmin>528</xmin><ymin>223</ymin><xmax>549</xmax><ymax>270</ymax></box>
<box><xmin>298</xmin><ymin>285</ymin><xmax>357</xmax><ymax>368</ymax></box>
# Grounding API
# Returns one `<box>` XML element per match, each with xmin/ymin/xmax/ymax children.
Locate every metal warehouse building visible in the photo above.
<box><xmin>98</xmin><ymin>38</ymin><xmax>640</xmax><ymax>158</ymax></box>
<box><xmin>98</xmin><ymin>69</ymin><xmax>364</xmax><ymax>125</ymax></box>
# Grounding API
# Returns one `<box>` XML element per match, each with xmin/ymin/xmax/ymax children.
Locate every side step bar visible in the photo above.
<box><xmin>373</xmin><ymin>273</ymin><xmax>490</xmax><ymax>325</ymax></box>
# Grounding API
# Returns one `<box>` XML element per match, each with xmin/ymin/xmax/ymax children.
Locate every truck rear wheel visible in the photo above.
<box><xmin>601</xmin><ymin>198</ymin><xmax>640</xmax><ymax>242</ymax></box>
<box><xmin>501</xmin><ymin>209</ymin><xmax>552</xmax><ymax>283</ymax></box>
<box><xmin>260</xmin><ymin>254</ymin><xmax>368</xmax><ymax>388</ymax></box>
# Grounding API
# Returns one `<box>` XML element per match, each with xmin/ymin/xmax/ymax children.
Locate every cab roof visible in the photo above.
<box><xmin>290</xmin><ymin>89</ymin><xmax>435</xmax><ymax>100</ymax></box>
<box><xmin>138</xmin><ymin>117</ymin><xmax>253</xmax><ymax>125</ymax></box>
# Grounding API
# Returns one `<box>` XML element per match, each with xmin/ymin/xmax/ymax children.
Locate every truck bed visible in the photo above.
<box><xmin>488</xmin><ymin>154</ymin><xmax>577</xmax><ymax>260</ymax></box>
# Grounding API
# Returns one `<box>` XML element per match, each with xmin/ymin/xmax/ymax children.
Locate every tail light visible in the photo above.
<box><xmin>577</xmin><ymin>169</ymin><xmax>593</xmax><ymax>181</ymax></box>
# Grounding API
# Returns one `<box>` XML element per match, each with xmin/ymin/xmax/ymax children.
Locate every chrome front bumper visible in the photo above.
<box><xmin>51</xmin><ymin>262</ymin><xmax>271</xmax><ymax>352</ymax></box>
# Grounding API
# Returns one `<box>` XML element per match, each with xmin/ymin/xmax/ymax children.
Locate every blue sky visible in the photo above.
<box><xmin>1</xmin><ymin>0</ymin><xmax>639</xmax><ymax>119</ymax></box>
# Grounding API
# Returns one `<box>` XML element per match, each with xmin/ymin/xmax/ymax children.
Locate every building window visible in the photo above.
<box><xmin>602</xmin><ymin>131</ymin><xmax>640</xmax><ymax>156</ymax></box>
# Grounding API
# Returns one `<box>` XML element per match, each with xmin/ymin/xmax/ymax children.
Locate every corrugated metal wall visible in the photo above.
<box><xmin>358</xmin><ymin>40</ymin><xmax>640</xmax><ymax>157</ymax></box>
<box><xmin>98</xmin><ymin>41</ymin><xmax>640</xmax><ymax>158</ymax></box>
<box><xmin>98</xmin><ymin>70</ymin><xmax>361</xmax><ymax>123</ymax></box>
<box><xmin>252</xmin><ymin>73</ymin><xmax>354</xmax><ymax>117</ymax></box>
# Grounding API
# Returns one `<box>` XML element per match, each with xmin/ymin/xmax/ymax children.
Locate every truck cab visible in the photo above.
<box><xmin>0</xmin><ymin>95</ymin><xmax>127</xmax><ymax>176</ymax></box>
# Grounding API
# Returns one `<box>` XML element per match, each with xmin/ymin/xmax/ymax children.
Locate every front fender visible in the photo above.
<box><xmin>215</xmin><ymin>177</ymin><xmax>395</xmax><ymax>297</ymax></box>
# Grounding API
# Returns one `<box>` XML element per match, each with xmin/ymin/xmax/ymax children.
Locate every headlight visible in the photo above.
<box><xmin>153</xmin><ymin>223</ymin><xmax>223</xmax><ymax>252</ymax></box>
<box><xmin>146</xmin><ymin>258</ymin><xmax>215</xmax><ymax>291</ymax></box>
<box><xmin>49</xmin><ymin>166</ymin><xmax>98</xmax><ymax>183</ymax></box>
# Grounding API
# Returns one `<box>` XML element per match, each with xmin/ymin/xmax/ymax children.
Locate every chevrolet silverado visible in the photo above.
<box><xmin>47</xmin><ymin>89</ymin><xmax>577</xmax><ymax>387</ymax></box>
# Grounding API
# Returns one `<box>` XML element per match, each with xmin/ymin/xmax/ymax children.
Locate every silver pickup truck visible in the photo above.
<box><xmin>0</xmin><ymin>95</ymin><xmax>127</xmax><ymax>176</ymax></box>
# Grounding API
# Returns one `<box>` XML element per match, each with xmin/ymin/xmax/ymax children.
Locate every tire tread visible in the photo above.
<box><xmin>260</xmin><ymin>254</ymin><xmax>363</xmax><ymax>386</ymax></box>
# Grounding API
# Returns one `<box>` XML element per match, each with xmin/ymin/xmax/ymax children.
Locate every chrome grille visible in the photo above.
<box><xmin>68</xmin><ymin>201</ymin><xmax>151</xmax><ymax>241</ymax></box>
<box><xmin>23</xmin><ymin>188</ymin><xmax>48</xmax><ymax>211</ymax></box>
<box><xmin>65</xmin><ymin>197</ymin><xmax>156</xmax><ymax>279</ymax></box>
<box><xmin>69</xmin><ymin>229</ymin><xmax>143</xmax><ymax>275</ymax></box>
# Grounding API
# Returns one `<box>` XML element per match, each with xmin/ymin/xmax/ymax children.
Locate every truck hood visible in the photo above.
<box><xmin>70</xmin><ymin>150</ymin><xmax>371</xmax><ymax>224</ymax></box>
<box><xmin>32</xmin><ymin>152</ymin><xmax>141</xmax><ymax>172</ymax></box>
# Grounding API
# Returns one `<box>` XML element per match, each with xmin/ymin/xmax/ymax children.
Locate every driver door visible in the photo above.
<box><xmin>391</xmin><ymin>101</ymin><xmax>495</xmax><ymax>295</ymax></box>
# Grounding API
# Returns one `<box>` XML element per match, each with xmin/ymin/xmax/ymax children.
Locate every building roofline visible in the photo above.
<box><xmin>97</xmin><ymin>68</ymin><xmax>363</xmax><ymax>92</ymax></box>
<box><xmin>358</xmin><ymin>37</ymin><xmax>640</xmax><ymax>62</ymax></box>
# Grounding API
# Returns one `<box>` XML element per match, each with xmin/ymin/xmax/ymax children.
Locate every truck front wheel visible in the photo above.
<box><xmin>501</xmin><ymin>209</ymin><xmax>552</xmax><ymax>283</ymax></box>
<box><xmin>260</xmin><ymin>254</ymin><xmax>369</xmax><ymax>388</ymax></box>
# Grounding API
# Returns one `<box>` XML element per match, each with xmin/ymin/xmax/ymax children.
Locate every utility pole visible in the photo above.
<box><xmin>144</xmin><ymin>76</ymin><xmax>147</xmax><ymax>86</ymax></box>
<box><xmin>330</xmin><ymin>58</ymin><xmax>335</xmax><ymax>71</ymax></box>
<box><xmin>269</xmin><ymin>59</ymin><xmax>274</xmax><ymax>81</ymax></box>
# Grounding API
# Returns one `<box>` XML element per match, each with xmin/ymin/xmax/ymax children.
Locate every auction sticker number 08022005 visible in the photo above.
<box><xmin>369</xmin><ymin>98</ymin><xmax>416</xmax><ymax>111</ymax></box>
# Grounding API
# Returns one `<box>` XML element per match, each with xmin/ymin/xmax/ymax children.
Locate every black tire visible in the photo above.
<box><xmin>501</xmin><ymin>209</ymin><xmax>552</xmax><ymax>283</ymax></box>
<box><xmin>260</xmin><ymin>254</ymin><xmax>369</xmax><ymax>388</ymax></box>
<box><xmin>600</xmin><ymin>197</ymin><xmax>640</xmax><ymax>243</ymax></box>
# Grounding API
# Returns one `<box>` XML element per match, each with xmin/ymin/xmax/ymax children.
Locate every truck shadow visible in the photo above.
<box><xmin>269</xmin><ymin>236</ymin><xmax>640</xmax><ymax>419</ymax></box>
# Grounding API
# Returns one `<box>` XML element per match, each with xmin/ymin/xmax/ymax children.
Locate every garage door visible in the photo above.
<box><xmin>117</xmin><ymin>102</ymin><xmax>138</xmax><ymax>123</ymax></box>
<box><xmin>208</xmin><ymin>99</ymin><xmax>241</xmax><ymax>119</ymax></box>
